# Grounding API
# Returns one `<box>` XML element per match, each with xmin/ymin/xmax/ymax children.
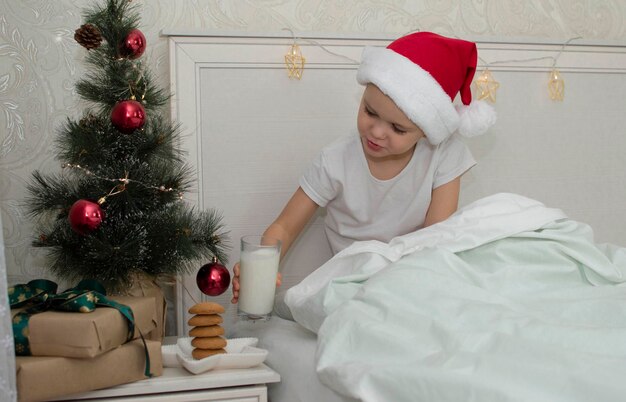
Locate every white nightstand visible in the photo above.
<box><xmin>55</xmin><ymin>363</ymin><xmax>280</xmax><ymax>402</ymax></box>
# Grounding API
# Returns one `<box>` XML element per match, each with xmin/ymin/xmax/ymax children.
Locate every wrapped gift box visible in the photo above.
<box><xmin>125</xmin><ymin>279</ymin><xmax>167</xmax><ymax>341</ymax></box>
<box><xmin>12</xmin><ymin>295</ymin><xmax>157</xmax><ymax>358</ymax></box>
<box><xmin>15</xmin><ymin>338</ymin><xmax>163</xmax><ymax>402</ymax></box>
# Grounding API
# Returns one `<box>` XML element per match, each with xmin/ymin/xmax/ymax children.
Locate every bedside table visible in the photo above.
<box><xmin>54</xmin><ymin>363</ymin><xmax>280</xmax><ymax>402</ymax></box>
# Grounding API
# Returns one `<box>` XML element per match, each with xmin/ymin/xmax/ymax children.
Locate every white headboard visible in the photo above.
<box><xmin>164</xmin><ymin>31</ymin><xmax>626</xmax><ymax>335</ymax></box>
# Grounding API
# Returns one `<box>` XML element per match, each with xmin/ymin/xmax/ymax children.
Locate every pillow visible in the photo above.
<box><xmin>273</xmin><ymin>289</ymin><xmax>295</xmax><ymax>321</ymax></box>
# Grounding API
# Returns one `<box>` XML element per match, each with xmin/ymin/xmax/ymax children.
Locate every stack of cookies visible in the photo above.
<box><xmin>187</xmin><ymin>302</ymin><xmax>227</xmax><ymax>360</ymax></box>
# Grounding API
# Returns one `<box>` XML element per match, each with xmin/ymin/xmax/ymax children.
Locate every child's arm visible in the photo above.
<box><xmin>263</xmin><ymin>187</ymin><xmax>320</xmax><ymax>259</ymax></box>
<box><xmin>423</xmin><ymin>177</ymin><xmax>460</xmax><ymax>227</ymax></box>
<box><xmin>231</xmin><ymin>187</ymin><xmax>319</xmax><ymax>303</ymax></box>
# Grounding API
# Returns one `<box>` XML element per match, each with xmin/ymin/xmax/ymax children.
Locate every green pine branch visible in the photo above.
<box><xmin>56</xmin><ymin>114</ymin><xmax>185</xmax><ymax>171</ymax></box>
<box><xmin>25</xmin><ymin>0</ymin><xmax>230</xmax><ymax>292</ymax></box>
<box><xmin>76</xmin><ymin>54</ymin><xmax>168</xmax><ymax>111</ymax></box>
<box><xmin>84</xmin><ymin>0</ymin><xmax>139</xmax><ymax>52</ymax></box>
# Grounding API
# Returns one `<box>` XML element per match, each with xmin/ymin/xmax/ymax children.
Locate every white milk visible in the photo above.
<box><xmin>239</xmin><ymin>248</ymin><xmax>280</xmax><ymax>316</ymax></box>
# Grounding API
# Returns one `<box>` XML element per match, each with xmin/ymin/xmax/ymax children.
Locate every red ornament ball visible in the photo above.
<box><xmin>69</xmin><ymin>199</ymin><xmax>104</xmax><ymax>235</ymax></box>
<box><xmin>196</xmin><ymin>258</ymin><xmax>231</xmax><ymax>297</ymax></box>
<box><xmin>111</xmin><ymin>100</ymin><xmax>145</xmax><ymax>134</ymax></box>
<box><xmin>120</xmin><ymin>28</ymin><xmax>146</xmax><ymax>59</ymax></box>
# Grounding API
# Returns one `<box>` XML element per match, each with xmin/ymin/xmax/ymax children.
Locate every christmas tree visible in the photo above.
<box><xmin>25</xmin><ymin>0</ymin><xmax>228</xmax><ymax>292</ymax></box>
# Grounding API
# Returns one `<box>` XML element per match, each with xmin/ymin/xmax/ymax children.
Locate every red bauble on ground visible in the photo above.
<box><xmin>69</xmin><ymin>199</ymin><xmax>104</xmax><ymax>235</ymax></box>
<box><xmin>111</xmin><ymin>99</ymin><xmax>145</xmax><ymax>133</ymax></box>
<box><xmin>196</xmin><ymin>257</ymin><xmax>231</xmax><ymax>297</ymax></box>
<box><xmin>120</xmin><ymin>28</ymin><xmax>146</xmax><ymax>59</ymax></box>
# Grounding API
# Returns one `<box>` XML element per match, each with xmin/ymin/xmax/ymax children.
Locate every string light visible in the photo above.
<box><xmin>544</xmin><ymin>37</ymin><xmax>581</xmax><ymax>101</ymax></box>
<box><xmin>281</xmin><ymin>28</ymin><xmax>360</xmax><ymax>79</ymax></box>
<box><xmin>62</xmin><ymin>162</ymin><xmax>184</xmax><ymax>201</ymax></box>
<box><xmin>548</xmin><ymin>69</ymin><xmax>565</xmax><ymax>101</ymax></box>
<box><xmin>473</xmin><ymin>68</ymin><xmax>500</xmax><ymax>103</ymax></box>
<box><xmin>477</xmin><ymin>36</ymin><xmax>582</xmax><ymax>102</ymax></box>
<box><xmin>97</xmin><ymin>171</ymin><xmax>129</xmax><ymax>205</ymax></box>
<box><xmin>280</xmin><ymin>28</ymin><xmax>581</xmax><ymax>102</ymax></box>
<box><xmin>285</xmin><ymin>43</ymin><xmax>305</xmax><ymax>79</ymax></box>
<box><xmin>130</xmin><ymin>61</ymin><xmax>147</xmax><ymax>101</ymax></box>
<box><xmin>283</xmin><ymin>28</ymin><xmax>305</xmax><ymax>80</ymax></box>
<box><xmin>118</xmin><ymin>61</ymin><xmax>148</xmax><ymax>102</ymax></box>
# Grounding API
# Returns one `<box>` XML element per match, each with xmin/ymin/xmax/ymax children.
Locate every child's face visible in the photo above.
<box><xmin>357</xmin><ymin>84</ymin><xmax>425</xmax><ymax>161</ymax></box>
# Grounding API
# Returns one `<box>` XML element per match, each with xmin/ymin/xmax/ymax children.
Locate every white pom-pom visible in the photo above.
<box><xmin>455</xmin><ymin>101</ymin><xmax>497</xmax><ymax>138</ymax></box>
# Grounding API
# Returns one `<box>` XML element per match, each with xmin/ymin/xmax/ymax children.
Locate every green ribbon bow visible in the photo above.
<box><xmin>9</xmin><ymin>279</ymin><xmax>152</xmax><ymax>377</ymax></box>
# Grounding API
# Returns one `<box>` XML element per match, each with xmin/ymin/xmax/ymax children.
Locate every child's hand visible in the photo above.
<box><xmin>230</xmin><ymin>262</ymin><xmax>282</xmax><ymax>304</ymax></box>
<box><xmin>231</xmin><ymin>262</ymin><xmax>241</xmax><ymax>304</ymax></box>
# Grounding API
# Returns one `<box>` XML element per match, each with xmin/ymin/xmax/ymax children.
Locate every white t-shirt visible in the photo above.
<box><xmin>300</xmin><ymin>133</ymin><xmax>476</xmax><ymax>254</ymax></box>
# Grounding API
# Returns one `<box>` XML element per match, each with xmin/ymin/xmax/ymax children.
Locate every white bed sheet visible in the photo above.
<box><xmin>230</xmin><ymin>316</ymin><xmax>355</xmax><ymax>402</ymax></box>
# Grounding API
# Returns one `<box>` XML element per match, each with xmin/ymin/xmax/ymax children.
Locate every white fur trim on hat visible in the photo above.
<box><xmin>357</xmin><ymin>46</ymin><xmax>460</xmax><ymax>145</ymax></box>
<box><xmin>455</xmin><ymin>100</ymin><xmax>497</xmax><ymax>138</ymax></box>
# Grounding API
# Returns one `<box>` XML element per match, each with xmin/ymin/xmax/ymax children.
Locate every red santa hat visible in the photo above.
<box><xmin>357</xmin><ymin>32</ymin><xmax>496</xmax><ymax>145</ymax></box>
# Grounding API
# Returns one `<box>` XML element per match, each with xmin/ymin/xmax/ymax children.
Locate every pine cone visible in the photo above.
<box><xmin>79</xmin><ymin>113</ymin><xmax>99</xmax><ymax>128</ymax></box>
<box><xmin>74</xmin><ymin>23</ymin><xmax>103</xmax><ymax>50</ymax></box>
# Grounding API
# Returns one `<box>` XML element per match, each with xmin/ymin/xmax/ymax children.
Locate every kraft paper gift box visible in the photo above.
<box><xmin>15</xmin><ymin>338</ymin><xmax>163</xmax><ymax>402</ymax></box>
<box><xmin>12</xmin><ymin>295</ymin><xmax>157</xmax><ymax>358</ymax></box>
<box><xmin>124</xmin><ymin>278</ymin><xmax>167</xmax><ymax>341</ymax></box>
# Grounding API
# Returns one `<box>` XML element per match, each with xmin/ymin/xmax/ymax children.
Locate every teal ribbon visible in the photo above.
<box><xmin>9</xmin><ymin>279</ymin><xmax>152</xmax><ymax>377</ymax></box>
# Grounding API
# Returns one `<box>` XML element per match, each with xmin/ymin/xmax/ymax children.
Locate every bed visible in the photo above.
<box><xmin>232</xmin><ymin>193</ymin><xmax>626</xmax><ymax>401</ymax></box>
<box><xmin>232</xmin><ymin>314</ymin><xmax>353</xmax><ymax>402</ymax></box>
<box><xmin>164</xmin><ymin>31</ymin><xmax>626</xmax><ymax>401</ymax></box>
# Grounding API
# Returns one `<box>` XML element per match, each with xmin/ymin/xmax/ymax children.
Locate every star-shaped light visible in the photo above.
<box><xmin>285</xmin><ymin>43</ymin><xmax>305</xmax><ymax>80</ymax></box>
<box><xmin>548</xmin><ymin>68</ymin><xmax>564</xmax><ymax>101</ymax></box>
<box><xmin>473</xmin><ymin>68</ymin><xmax>500</xmax><ymax>103</ymax></box>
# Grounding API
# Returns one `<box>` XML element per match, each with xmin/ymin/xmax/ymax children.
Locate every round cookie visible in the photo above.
<box><xmin>192</xmin><ymin>348</ymin><xmax>226</xmax><ymax>359</ymax></box>
<box><xmin>189</xmin><ymin>325</ymin><xmax>225</xmax><ymax>338</ymax></box>
<box><xmin>191</xmin><ymin>336</ymin><xmax>227</xmax><ymax>350</ymax></box>
<box><xmin>188</xmin><ymin>314</ymin><xmax>223</xmax><ymax>327</ymax></box>
<box><xmin>188</xmin><ymin>302</ymin><xmax>225</xmax><ymax>315</ymax></box>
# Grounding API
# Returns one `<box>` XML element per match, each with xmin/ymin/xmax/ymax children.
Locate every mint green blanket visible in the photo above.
<box><xmin>287</xmin><ymin>194</ymin><xmax>626</xmax><ymax>401</ymax></box>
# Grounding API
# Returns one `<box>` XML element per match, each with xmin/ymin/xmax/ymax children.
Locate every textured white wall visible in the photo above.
<box><xmin>2</xmin><ymin>0</ymin><xmax>626</xmax><ymax>284</ymax></box>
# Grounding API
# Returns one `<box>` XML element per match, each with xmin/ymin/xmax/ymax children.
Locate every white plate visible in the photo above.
<box><xmin>162</xmin><ymin>337</ymin><xmax>267</xmax><ymax>375</ymax></box>
<box><xmin>161</xmin><ymin>344</ymin><xmax>180</xmax><ymax>367</ymax></box>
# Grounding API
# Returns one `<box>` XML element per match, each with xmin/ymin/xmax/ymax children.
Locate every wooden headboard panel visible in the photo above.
<box><xmin>165</xmin><ymin>31</ymin><xmax>626</xmax><ymax>335</ymax></box>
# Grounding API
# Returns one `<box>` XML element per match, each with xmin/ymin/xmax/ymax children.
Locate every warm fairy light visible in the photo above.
<box><xmin>548</xmin><ymin>68</ymin><xmax>565</xmax><ymax>101</ymax></box>
<box><xmin>473</xmin><ymin>69</ymin><xmax>500</xmax><ymax>103</ymax></box>
<box><xmin>284</xmin><ymin>43</ymin><xmax>305</xmax><ymax>80</ymax></box>
<box><xmin>62</xmin><ymin>163</ymin><xmax>180</xmax><ymax>200</ymax></box>
<box><xmin>278</xmin><ymin>29</ymin><xmax>582</xmax><ymax>101</ymax></box>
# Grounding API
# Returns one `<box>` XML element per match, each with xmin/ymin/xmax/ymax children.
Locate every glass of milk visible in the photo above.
<box><xmin>237</xmin><ymin>235</ymin><xmax>281</xmax><ymax>321</ymax></box>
